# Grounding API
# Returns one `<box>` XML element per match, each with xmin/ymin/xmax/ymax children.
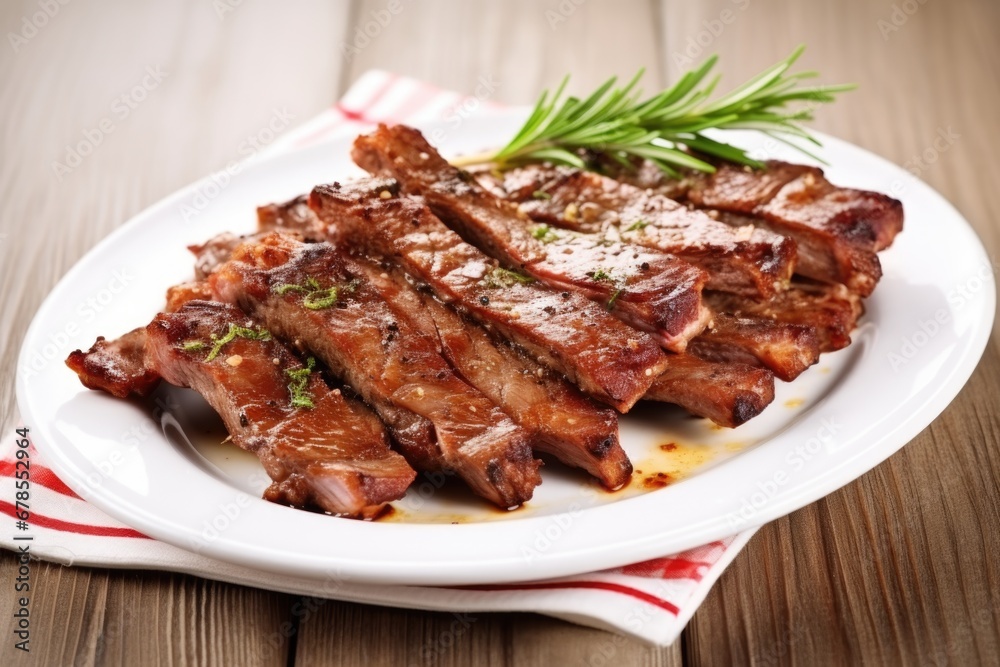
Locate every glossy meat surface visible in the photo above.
<box><xmin>351</xmin><ymin>124</ymin><xmax>710</xmax><ymax>351</ymax></box>
<box><xmin>209</xmin><ymin>233</ymin><xmax>542</xmax><ymax>508</ymax></box>
<box><xmin>661</xmin><ymin>160</ymin><xmax>900</xmax><ymax>295</ymax></box>
<box><xmin>65</xmin><ymin>327</ymin><xmax>160</xmax><ymax>398</ymax></box>
<box><xmin>481</xmin><ymin>164</ymin><xmax>797</xmax><ymax>298</ymax></box>
<box><xmin>645</xmin><ymin>355</ymin><xmax>776</xmax><ymax>428</ymax></box>
<box><xmin>308</xmin><ymin>181</ymin><xmax>667</xmax><ymax>412</ymax></box>
<box><xmin>350</xmin><ymin>255</ymin><xmax>632</xmax><ymax>489</ymax></box>
<box><xmin>145</xmin><ymin>300</ymin><xmax>415</xmax><ymax>517</ymax></box>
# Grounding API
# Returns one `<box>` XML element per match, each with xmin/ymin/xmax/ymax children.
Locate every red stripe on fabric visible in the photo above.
<box><xmin>332</xmin><ymin>71</ymin><xmax>399</xmax><ymax>111</ymax></box>
<box><xmin>384</xmin><ymin>85</ymin><xmax>442</xmax><ymax>124</ymax></box>
<box><xmin>0</xmin><ymin>501</ymin><xmax>149</xmax><ymax>539</ymax></box>
<box><xmin>0</xmin><ymin>461</ymin><xmax>81</xmax><ymax>500</ymax></box>
<box><xmin>456</xmin><ymin>581</ymin><xmax>680</xmax><ymax>615</ymax></box>
<box><xmin>294</xmin><ymin>73</ymin><xmax>402</xmax><ymax>148</ymax></box>
<box><xmin>333</xmin><ymin>71</ymin><xmax>400</xmax><ymax>123</ymax></box>
<box><xmin>612</xmin><ymin>557</ymin><xmax>708</xmax><ymax>581</ymax></box>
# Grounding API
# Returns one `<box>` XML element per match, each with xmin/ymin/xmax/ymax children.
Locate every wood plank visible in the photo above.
<box><xmin>344</xmin><ymin>0</ymin><xmax>667</xmax><ymax>103</ymax></box>
<box><xmin>664</xmin><ymin>0</ymin><xmax>1000</xmax><ymax>663</ymax></box>
<box><xmin>0</xmin><ymin>0</ymin><xmax>352</xmax><ymax>434</ymax></box>
<box><xmin>292</xmin><ymin>1</ymin><xmax>683</xmax><ymax>665</ymax></box>
<box><xmin>297</xmin><ymin>0</ymin><xmax>680</xmax><ymax>665</ymax></box>
<box><xmin>0</xmin><ymin>552</ymin><xmax>296</xmax><ymax>666</ymax></box>
<box><xmin>292</xmin><ymin>602</ymin><xmax>677</xmax><ymax>667</ymax></box>
<box><xmin>0</xmin><ymin>1</ymin><xmax>353</xmax><ymax>664</ymax></box>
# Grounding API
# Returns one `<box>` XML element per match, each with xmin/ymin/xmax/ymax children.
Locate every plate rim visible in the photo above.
<box><xmin>16</xmin><ymin>112</ymin><xmax>996</xmax><ymax>585</ymax></box>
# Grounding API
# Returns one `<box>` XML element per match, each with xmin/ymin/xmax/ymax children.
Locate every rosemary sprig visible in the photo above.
<box><xmin>451</xmin><ymin>46</ymin><xmax>854</xmax><ymax>176</ymax></box>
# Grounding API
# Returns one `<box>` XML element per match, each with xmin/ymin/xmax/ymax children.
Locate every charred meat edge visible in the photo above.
<box><xmin>350</xmin><ymin>124</ymin><xmax>711</xmax><ymax>352</ymax></box>
<box><xmin>350</xmin><ymin>254</ymin><xmax>632</xmax><ymax>490</ymax></box>
<box><xmin>209</xmin><ymin>232</ymin><xmax>542</xmax><ymax>509</ymax></box>
<box><xmin>307</xmin><ymin>179</ymin><xmax>668</xmax><ymax>412</ymax></box>
<box><xmin>479</xmin><ymin>163</ymin><xmax>797</xmax><ymax>299</ymax></box>
<box><xmin>645</xmin><ymin>355</ymin><xmax>776</xmax><ymax>428</ymax></box>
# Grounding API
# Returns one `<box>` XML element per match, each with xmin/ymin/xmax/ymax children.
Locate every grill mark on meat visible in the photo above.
<box><xmin>144</xmin><ymin>300</ymin><xmax>416</xmax><ymax>517</ymax></box>
<box><xmin>645</xmin><ymin>355</ymin><xmax>776</xmax><ymax>428</ymax></box>
<box><xmin>350</xmin><ymin>124</ymin><xmax>711</xmax><ymax>351</ymax></box>
<box><xmin>478</xmin><ymin>164</ymin><xmax>797</xmax><ymax>298</ymax></box>
<box><xmin>208</xmin><ymin>232</ymin><xmax>542</xmax><ymax>509</ymax></box>
<box><xmin>688</xmin><ymin>313</ymin><xmax>820</xmax><ymax>382</ymax></box>
<box><xmin>307</xmin><ymin>181</ymin><xmax>668</xmax><ymax>412</ymax></box>
<box><xmin>65</xmin><ymin>328</ymin><xmax>160</xmax><ymax>398</ymax></box>
<box><xmin>349</xmin><ymin>254</ymin><xmax>633</xmax><ymax>490</ymax></box>
<box><xmin>705</xmin><ymin>281</ymin><xmax>863</xmax><ymax>352</ymax></box>
<box><xmin>616</xmin><ymin>159</ymin><xmax>901</xmax><ymax>296</ymax></box>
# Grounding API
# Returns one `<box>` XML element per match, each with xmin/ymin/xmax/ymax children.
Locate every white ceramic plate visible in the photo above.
<box><xmin>17</xmin><ymin>111</ymin><xmax>995</xmax><ymax>586</ymax></box>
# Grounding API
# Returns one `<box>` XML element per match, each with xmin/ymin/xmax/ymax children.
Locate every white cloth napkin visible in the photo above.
<box><xmin>2</xmin><ymin>71</ymin><xmax>758</xmax><ymax>646</ymax></box>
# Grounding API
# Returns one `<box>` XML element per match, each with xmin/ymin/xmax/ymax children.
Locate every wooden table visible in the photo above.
<box><xmin>2</xmin><ymin>0</ymin><xmax>998</xmax><ymax>663</ymax></box>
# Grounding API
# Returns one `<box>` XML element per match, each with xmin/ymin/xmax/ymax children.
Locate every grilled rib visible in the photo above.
<box><xmin>65</xmin><ymin>327</ymin><xmax>160</xmax><ymax>398</ymax></box>
<box><xmin>204</xmin><ymin>209</ymin><xmax>631</xmax><ymax>486</ymax></box>
<box><xmin>705</xmin><ymin>281</ymin><xmax>863</xmax><ymax>353</ymax></box>
<box><xmin>307</xmin><ymin>180</ymin><xmax>668</xmax><ymax>412</ymax></box>
<box><xmin>619</xmin><ymin>159</ymin><xmax>901</xmax><ymax>295</ymax></box>
<box><xmin>690</xmin><ymin>313</ymin><xmax>820</xmax><ymax>382</ymax></box>
<box><xmin>145</xmin><ymin>300</ymin><xmax>416</xmax><ymax>517</ymax></box>
<box><xmin>209</xmin><ymin>232</ymin><xmax>543</xmax><ymax>508</ymax></box>
<box><xmin>350</xmin><ymin>124</ymin><xmax>711</xmax><ymax>351</ymax></box>
<box><xmin>645</xmin><ymin>355</ymin><xmax>776</xmax><ymax>428</ymax></box>
<box><xmin>478</xmin><ymin>164</ymin><xmax>797</xmax><ymax>298</ymax></box>
<box><xmin>348</xmin><ymin>254</ymin><xmax>632</xmax><ymax>489</ymax></box>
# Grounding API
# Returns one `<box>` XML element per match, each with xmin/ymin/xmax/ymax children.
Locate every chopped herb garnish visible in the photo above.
<box><xmin>589</xmin><ymin>268</ymin><xmax>613</xmax><ymax>282</ymax></box>
<box><xmin>625</xmin><ymin>219</ymin><xmax>649</xmax><ymax>232</ymax></box>
<box><xmin>303</xmin><ymin>287</ymin><xmax>339</xmax><ymax>310</ymax></box>
<box><xmin>532</xmin><ymin>190</ymin><xmax>552</xmax><ymax>200</ymax></box>
<box><xmin>275</xmin><ymin>277</ymin><xmax>320</xmax><ymax>295</ymax></box>
<box><xmin>205</xmin><ymin>323</ymin><xmax>271</xmax><ymax>362</ymax></box>
<box><xmin>607</xmin><ymin>289</ymin><xmax>624</xmax><ymax>311</ymax></box>
<box><xmin>285</xmin><ymin>356</ymin><xmax>316</xmax><ymax>409</ymax></box>
<box><xmin>531</xmin><ymin>224</ymin><xmax>559</xmax><ymax>244</ymax></box>
<box><xmin>482</xmin><ymin>267</ymin><xmax>536</xmax><ymax>288</ymax></box>
<box><xmin>180</xmin><ymin>340</ymin><xmax>206</xmax><ymax>352</ymax></box>
<box><xmin>273</xmin><ymin>277</ymin><xmax>359</xmax><ymax>311</ymax></box>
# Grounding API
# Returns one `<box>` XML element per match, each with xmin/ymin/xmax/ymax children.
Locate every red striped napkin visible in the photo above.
<box><xmin>3</xmin><ymin>71</ymin><xmax>758</xmax><ymax>646</ymax></box>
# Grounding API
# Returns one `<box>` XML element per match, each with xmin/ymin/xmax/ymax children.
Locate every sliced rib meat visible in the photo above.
<box><xmin>209</xmin><ymin>232</ymin><xmax>542</xmax><ymax>508</ymax></box>
<box><xmin>645</xmin><ymin>355</ymin><xmax>775</xmax><ymax>428</ymax></box>
<box><xmin>478</xmin><ymin>164</ymin><xmax>797</xmax><ymax>298</ymax></box>
<box><xmin>635</xmin><ymin>159</ymin><xmax>900</xmax><ymax>295</ymax></box>
<box><xmin>145</xmin><ymin>300</ymin><xmax>415</xmax><ymax>517</ymax></box>
<box><xmin>688</xmin><ymin>312</ymin><xmax>819</xmax><ymax>382</ymax></box>
<box><xmin>307</xmin><ymin>180</ymin><xmax>667</xmax><ymax>412</ymax></box>
<box><xmin>65</xmin><ymin>327</ymin><xmax>160</xmax><ymax>398</ymax></box>
<box><xmin>351</xmin><ymin>124</ymin><xmax>710</xmax><ymax>351</ymax></box>
<box><xmin>705</xmin><ymin>281</ymin><xmax>863</xmax><ymax>352</ymax></box>
<box><xmin>348</xmin><ymin>254</ymin><xmax>632</xmax><ymax>489</ymax></box>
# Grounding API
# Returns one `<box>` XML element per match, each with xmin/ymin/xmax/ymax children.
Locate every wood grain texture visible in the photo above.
<box><xmin>1</xmin><ymin>0</ymin><xmax>998</xmax><ymax>665</ymax></box>
<box><xmin>0</xmin><ymin>556</ymin><xmax>296</xmax><ymax>666</ymax></box>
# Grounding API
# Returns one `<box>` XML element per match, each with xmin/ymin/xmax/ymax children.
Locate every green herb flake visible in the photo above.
<box><xmin>532</xmin><ymin>190</ymin><xmax>552</xmax><ymax>200</ymax></box>
<box><xmin>274</xmin><ymin>277</ymin><xmax>359</xmax><ymax>311</ymax></box>
<box><xmin>589</xmin><ymin>268</ymin><xmax>613</xmax><ymax>282</ymax></box>
<box><xmin>625</xmin><ymin>219</ymin><xmax>649</xmax><ymax>232</ymax></box>
<box><xmin>205</xmin><ymin>323</ymin><xmax>271</xmax><ymax>362</ymax></box>
<box><xmin>531</xmin><ymin>224</ymin><xmax>559</xmax><ymax>244</ymax></box>
<box><xmin>607</xmin><ymin>289</ymin><xmax>624</xmax><ymax>311</ymax></box>
<box><xmin>285</xmin><ymin>356</ymin><xmax>316</xmax><ymax>409</ymax></box>
<box><xmin>303</xmin><ymin>287</ymin><xmax>339</xmax><ymax>310</ymax></box>
<box><xmin>482</xmin><ymin>267</ymin><xmax>536</xmax><ymax>288</ymax></box>
<box><xmin>180</xmin><ymin>340</ymin><xmax>206</xmax><ymax>352</ymax></box>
